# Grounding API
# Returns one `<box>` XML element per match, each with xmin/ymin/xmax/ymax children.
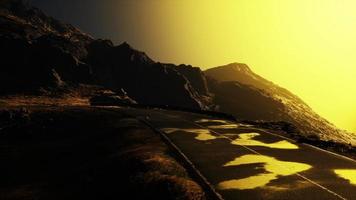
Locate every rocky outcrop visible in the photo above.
<box><xmin>89</xmin><ymin>89</ymin><xmax>137</xmax><ymax>106</ymax></box>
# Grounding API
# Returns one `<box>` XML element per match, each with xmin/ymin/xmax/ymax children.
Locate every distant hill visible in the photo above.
<box><xmin>205</xmin><ymin>63</ymin><xmax>355</xmax><ymax>144</ymax></box>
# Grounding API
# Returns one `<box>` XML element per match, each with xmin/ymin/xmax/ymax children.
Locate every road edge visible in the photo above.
<box><xmin>137</xmin><ymin>116</ymin><xmax>224</xmax><ymax>200</ymax></box>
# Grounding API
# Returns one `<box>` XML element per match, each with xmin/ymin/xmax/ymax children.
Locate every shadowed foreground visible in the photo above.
<box><xmin>0</xmin><ymin>107</ymin><xmax>205</xmax><ymax>200</ymax></box>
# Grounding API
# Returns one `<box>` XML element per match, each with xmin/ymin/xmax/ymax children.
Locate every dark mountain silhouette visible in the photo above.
<box><xmin>0</xmin><ymin>1</ymin><xmax>206</xmax><ymax>109</ymax></box>
<box><xmin>86</xmin><ymin>40</ymin><xmax>206</xmax><ymax>109</ymax></box>
<box><xmin>205</xmin><ymin>63</ymin><xmax>355</xmax><ymax>143</ymax></box>
<box><xmin>0</xmin><ymin>1</ymin><xmax>354</xmax><ymax>144</ymax></box>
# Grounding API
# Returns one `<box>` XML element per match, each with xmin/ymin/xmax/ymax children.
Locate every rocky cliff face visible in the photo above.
<box><xmin>205</xmin><ymin>63</ymin><xmax>356</xmax><ymax>144</ymax></box>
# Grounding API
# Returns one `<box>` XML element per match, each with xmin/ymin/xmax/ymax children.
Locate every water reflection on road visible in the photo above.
<box><xmin>217</xmin><ymin>154</ymin><xmax>312</xmax><ymax>190</ymax></box>
<box><xmin>232</xmin><ymin>133</ymin><xmax>299</xmax><ymax>149</ymax></box>
<box><xmin>161</xmin><ymin>128</ymin><xmax>218</xmax><ymax>141</ymax></box>
<box><xmin>153</xmin><ymin>115</ymin><xmax>356</xmax><ymax>197</ymax></box>
<box><xmin>334</xmin><ymin>169</ymin><xmax>356</xmax><ymax>185</ymax></box>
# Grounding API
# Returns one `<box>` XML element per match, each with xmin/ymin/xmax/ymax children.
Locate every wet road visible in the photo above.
<box><xmin>118</xmin><ymin>107</ymin><xmax>356</xmax><ymax>200</ymax></box>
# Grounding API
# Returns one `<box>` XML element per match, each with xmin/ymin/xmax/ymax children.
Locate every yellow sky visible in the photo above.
<box><xmin>123</xmin><ymin>0</ymin><xmax>356</xmax><ymax>132</ymax></box>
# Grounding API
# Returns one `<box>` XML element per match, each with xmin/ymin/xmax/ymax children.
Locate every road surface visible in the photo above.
<box><xmin>117</xmin><ymin>106</ymin><xmax>356</xmax><ymax>200</ymax></box>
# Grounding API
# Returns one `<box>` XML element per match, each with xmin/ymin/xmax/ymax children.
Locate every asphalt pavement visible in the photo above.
<box><xmin>118</xmin><ymin>107</ymin><xmax>356</xmax><ymax>200</ymax></box>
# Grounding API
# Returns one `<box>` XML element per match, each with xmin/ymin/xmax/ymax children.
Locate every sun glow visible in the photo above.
<box><xmin>121</xmin><ymin>0</ymin><xmax>356</xmax><ymax>133</ymax></box>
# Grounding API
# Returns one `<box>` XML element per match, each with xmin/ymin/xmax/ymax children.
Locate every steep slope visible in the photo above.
<box><xmin>207</xmin><ymin>78</ymin><xmax>289</xmax><ymax>121</ymax></box>
<box><xmin>205</xmin><ymin>63</ymin><xmax>356</xmax><ymax>144</ymax></box>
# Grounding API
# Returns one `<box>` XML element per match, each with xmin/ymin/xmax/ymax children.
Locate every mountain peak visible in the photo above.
<box><xmin>119</xmin><ymin>41</ymin><xmax>132</xmax><ymax>49</ymax></box>
<box><xmin>204</xmin><ymin>62</ymin><xmax>254</xmax><ymax>83</ymax></box>
<box><xmin>204</xmin><ymin>62</ymin><xmax>270</xmax><ymax>93</ymax></box>
<box><xmin>223</xmin><ymin>62</ymin><xmax>252</xmax><ymax>72</ymax></box>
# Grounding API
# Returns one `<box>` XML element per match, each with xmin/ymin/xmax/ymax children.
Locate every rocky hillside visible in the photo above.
<box><xmin>205</xmin><ymin>63</ymin><xmax>356</xmax><ymax>144</ymax></box>
<box><xmin>85</xmin><ymin>40</ymin><xmax>207</xmax><ymax>109</ymax></box>
<box><xmin>0</xmin><ymin>0</ymin><xmax>208</xmax><ymax>109</ymax></box>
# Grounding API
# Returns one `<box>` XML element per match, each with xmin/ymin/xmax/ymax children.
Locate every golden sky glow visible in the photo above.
<box><xmin>120</xmin><ymin>0</ymin><xmax>356</xmax><ymax>132</ymax></box>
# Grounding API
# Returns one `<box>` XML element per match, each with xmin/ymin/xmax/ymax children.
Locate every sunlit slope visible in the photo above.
<box><xmin>205</xmin><ymin>63</ymin><xmax>356</xmax><ymax>145</ymax></box>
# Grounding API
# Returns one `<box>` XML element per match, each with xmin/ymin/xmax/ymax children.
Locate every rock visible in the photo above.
<box><xmin>89</xmin><ymin>89</ymin><xmax>137</xmax><ymax>106</ymax></box>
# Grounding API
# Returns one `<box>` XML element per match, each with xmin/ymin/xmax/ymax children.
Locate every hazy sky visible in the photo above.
<box><xmin>31</xmin><ymin>0</ymin><xmax>356</xmax><ymax>132</ymax></box>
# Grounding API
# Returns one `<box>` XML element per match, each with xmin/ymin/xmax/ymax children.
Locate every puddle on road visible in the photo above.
<box><xmin>219</xmin><ymin>173</ymin><xmax>277</xmax><ymax>190</ymax></box>
<box><xmin>160</xmin><ymin>128</ymin><xmax>218</xmax><ymax>141</ymax></box>
<box><xmin>232</xmin><ymin>133</ymin><xmax>299</xmax><ymax>149</ymax></box>
<box><xmin>334</xmin><ymin>169</ymin><xmax>356</xmax><ymax>185</ymax></box>
<box><xmin>217</xmin><ymin>154</ymin><xmax>312</xmax><ymax>190</ymax></box>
